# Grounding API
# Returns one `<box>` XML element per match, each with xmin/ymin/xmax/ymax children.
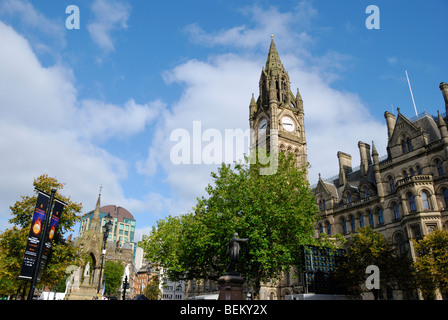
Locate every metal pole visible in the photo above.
<box><xmin>28</xmin><ymin>188</ymin><xmax>56</xmax><ymax>300</ymax></box>
<box><xmin>96</xmin><ymin>234</ymin><xmax>107</xmax><ymax>299</ymax></box>
<box><xmin>122</xmin><ymin>275</ymin><xmax>128</xmax><ymax>300</ymax></box>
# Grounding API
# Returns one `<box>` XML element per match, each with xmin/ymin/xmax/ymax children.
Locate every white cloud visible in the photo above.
<box><xmin>137</xmin><ymin>2</ymin><xmax>388</xmax><ymax>220</ymax></box>
<box><xmin>0</xmin><ymin>0</ymin><xmax>65</xmax><ymax>43</ymax></box>
<box><xmin>0</xmin><ymin>20</ymin><xmax>159</xmax><ymax>230</ymax></box>
<box><xmin>87</xmin><ymin>0</ymin><xmax>130</xmax><ymax>53</ymax></box>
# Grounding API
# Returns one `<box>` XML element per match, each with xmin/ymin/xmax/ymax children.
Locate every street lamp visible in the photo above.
<box><xmin>96</xmin><ymin>213</ymin><xmax>113</xmax><ymax>299</ymax></box>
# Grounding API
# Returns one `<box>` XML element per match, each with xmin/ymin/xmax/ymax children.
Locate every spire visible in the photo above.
<box><xmin>89</xmin><ymin>186</ymin><xmax>102</xmax><ymax>231</ymax></box>
<box><xmin>265</xmin><ymin>36</ymin><xmax>285</xmax><ymax>76</ymax></box>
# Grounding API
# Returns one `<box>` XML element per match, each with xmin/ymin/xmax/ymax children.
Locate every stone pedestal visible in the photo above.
<box><xmin>218</xmin><ymin>273</ymin><xmax>245</xmax><ymax>300</ymax></box>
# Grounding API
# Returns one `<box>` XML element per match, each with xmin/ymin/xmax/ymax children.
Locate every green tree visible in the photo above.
<box><xmin>144</xmin><ymin>274</ymin><xmax>161</xmax><ymax>300</ymax></box>
<box><xmin>0</xmin><ymin>174</ymin><xmax>82</xmax><ymax>297</ymax></box>
<box><xmin>103</xmin><ymin>260</ymin><xmax>125</xmax><ymax>297</ymax></box>
<box><xmin>335</xmin><ymin>227</ymin><xmax>414</xmax><ymax>299</ymax></box>
<box><xmin>413</xmin><ymin>229</ymin><xmax>448</xmax><ymax>299</ymax></box>
<box><xmin>140</xmin><ymin>152</ymin><xmax>320</xmax><ymax>296</ymax></box>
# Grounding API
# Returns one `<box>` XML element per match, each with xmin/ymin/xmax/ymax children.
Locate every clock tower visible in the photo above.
<box><xmin>249</xmin><ymin>37</ymin><xmax>308</xmax><ymax>178</ymax></box>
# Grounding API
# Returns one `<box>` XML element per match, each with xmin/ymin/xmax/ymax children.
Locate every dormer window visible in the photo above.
<box><xmin>401</xmin><ymin>138</ymin><xmax>413</xmax><ymax>154</ymax></box>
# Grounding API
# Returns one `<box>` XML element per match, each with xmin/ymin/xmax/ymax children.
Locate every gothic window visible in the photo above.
<box><xmin>416</xmin><ymin>165</ymin><xmax>422</xmax><ymax>175</ymax></box>
<box><xmin>341</xmin><ymin>217</ymin><xmax>347</xmax><ymax>234</ymax></box>
<box><xmin>326</xmin><ymin>222</ymin><xmax>331</xmax><ymax>235</ymax></box>
<box><xmin>394</xmin><ymin>233</ymin><xmax>406</xmax><ymax>254</ymax></box>
<box><xmin>350</xmin><ymin>215</ymin><xmax>355</xmax><ymax>232</ymax></box>
<box><xmin>436</xmin><ymin>159</ymin><xmax>444</xmax><ymax>176</ymax></box>
<box><xmin>318</xmin><ymin>224</ymin><xmax>324</xmax><ymax>235</ymax></box>
<box><xmin>393</xmin><ymin>203</ymin><xmax>400</xmax><ymax>220</ymax></box>
<box><xmin>407</xmin><ymin>139</ymin><xmax>413</xmax><ymax>152</ymax></box>
<box><xmin>408</xmin><ymin>193</ymin><xmax>416</xmax><ymax>211</ymax></box>
<box><xmin>388</xmin><ymin>176</ymin><xmax>395</xmax><ymax>193</ymax></box>
<box><xmin>401</xmin><ymin>140</ymin><xmax>407</xmax><ymax>154</ymax></box>
<box><xmin>368</xmin><ymin>210</ymin><xmax>374</xmax><ymax>227</ymax></box>
<box><xmin>364</xmin><ymin>187</ymin><xmax>370</xmax><ymax>199</ymax></box>
<box><xmin>421</xmin><ymin>191</ymin><xmax>430</xmax><ymax>210</ymax></box>
<box><xmin>443</xmin><ymin>188</ymin><xmax>448</xmax><ymax>207</ymax></box>
<box><xmin>409</xmin><ymin>168</ymin><xmax>415</xmax><ymax>176</ymax></box>
<box><xmin>401</xmin><ymin>138</ymin><xmax>413</xmax><ymax>153</ymax></box>
<box><xmin>359</xmin><ymin>213</ymin><xmax>364</xmax><ymax>227</ymax></box>
<box><xmin>346</xmin><ymin>193</ymin><xmax>352</xmax><ymax>204</ymax></box>
<box><xmin>378</xmin><ymin>208</ymin><xmax>384</xmax><ymax>224</ymax></box>
<box><xmin>403</xmin><ymin>170</ymin><xmax>408</xmax><ymax>178</ymax></box>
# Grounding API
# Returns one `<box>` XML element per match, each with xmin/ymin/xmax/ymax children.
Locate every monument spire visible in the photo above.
<box><xmin>89</xmin><ymin>186</ymin><xmax>102</xmax><ymax>231</ymax></box>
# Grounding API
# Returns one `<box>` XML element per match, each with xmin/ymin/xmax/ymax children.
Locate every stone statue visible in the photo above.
<box><xmin>83</xmin><ymin>262</ymin><xmax>91</xmax><ymax>285</ymax></box>
<box><xmin>226</xmin><ymin>233</ymin><xmax>249</xmax><ymax>273</ymax></box>
<box><xmin>84</xmin><ymin>262</ymin><xmax>90</xmax><ymax>277</ymax></box>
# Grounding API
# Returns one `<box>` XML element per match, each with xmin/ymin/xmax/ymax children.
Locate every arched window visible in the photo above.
<box><xmin>409</xmin><ymin>168</ymin><xmax>415</xmax><ymax>176</ymax></box>
<box><xmin>443</xmin><ymin>188</ymin><xmax>448</xmax><ymax>207</ymax></box>
<box><xmin>389</xmin><ymin>177</ymin><xmax>395</xmax><ymax>193</ymax></box>
<box><xmin>394</xmin><ymin>233</ymin><xmax>406</xmax><ymax>254</ymax></box>
<box><xmin>421</xmin><ymin>191</ymin><xmax>430</xmax><ymax>210</ymax></box>
<box><xmin>368</xmin><ymin>210</ymin><xmax>374</xmax><ymax>227</ymax></box>
<box><xmin>364</xmin><ymin>187</ymin><xmax>370</xmax><ymax>199</ymax></box>
<box><xmin>393</xmin><ymin>203</ymin><xmax>400</xmax><ymax>220</ymax></box>
<box><xmin>408</xmin><ymin>193</ymin><xmax>416</xmax><ymax>211</ymax></box>
<box><xmin>436</xmin><ymin>159</ymin><xmax>444</xmax><ymax>176</ymax></box>
<box><xmin>401</xmin><ymin>140</ymin><xmax>408</xmax><ymax>153</ymax></box>
<box><xmin>318</xmin><ymin>224</ymin><xmax>323</xmax><ymax>235</ymax></box>
<box><xmin>416</xmin><ymin>165</ymin><xmax>422</xmax><ymax>175</ymax></box>
<box><xmin>326</xmin><ymin>222</ymin><xmax>331</xmax><ymax>235</ymax></box>
<box><xmin>378</xmin><ymin>208</ymin><xmax>384</xmax><ymax>224</ymax></box>
<box><xmin>359</xmin><ymin>213</ymin><xmax>364</xmax><ymax>227</ymax></box>
<box><xmin>403</xmin><ymin>170</ymin><xmax>408</xmax><ymax>178</ymax></box>
<box><xmin>341</xmin><ymin>218</ymin><xmax>347</xmax><ymax>234</ymax></box>
<box><xmin>407</xmin><ymin>138</ymin><xmax>413</xmax><ymax>152</ymax></box>
<box><xmin>346</xmin><ymin>193</ymin><xmax>352</xmax><ymax>204</ymax></box>
<box><xmin>350</xmin><ymin>215</ymin><xmax>355</xmax><ymax>232</ymax></box>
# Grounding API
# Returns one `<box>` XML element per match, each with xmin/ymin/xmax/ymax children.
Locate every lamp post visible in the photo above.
<box><xmin>96</xmin><ymin>213</ymin><xmax>113</xmax><ymax>299</ymax></box>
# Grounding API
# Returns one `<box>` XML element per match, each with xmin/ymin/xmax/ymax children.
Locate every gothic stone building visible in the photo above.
<box><xmin>314</xmin><ymin>83</ymin><xmax>448</xmax><ymax>265</ymax></box>
<box><xmin>250</xmin><ymin>38</ymin><xmax>448</xmax><ymax>299</ymax></box>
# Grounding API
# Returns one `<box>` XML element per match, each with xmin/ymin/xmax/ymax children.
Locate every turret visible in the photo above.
<box><xmin>384</xmin><ymin>111</ymin><xmax>396</xmax><ymax>140</ymax></box>
<box><xmin>358</xmin><ymin>141</ymin><xmax>372</xmax><ymax>176</ymax></box>
<box><xmin>440</xmin><ymin>82</ymin><xmax>448</xmax><ymax>114</ymax></box>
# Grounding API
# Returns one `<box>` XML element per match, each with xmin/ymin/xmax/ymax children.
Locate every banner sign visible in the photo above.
<box><xmin>19</xmin><ymin>192</ymin><xmax>50</xmax><ymax>280</ymax></box>
<box><xmin>37</xmin><ymin>199</ymin><xmax>64</xmax><ymax>281</ymax></box>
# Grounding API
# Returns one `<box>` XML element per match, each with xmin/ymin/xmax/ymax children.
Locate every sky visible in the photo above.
<box><xmin>0</xmin><ymin>0</ymin><xmax>446</xmax><ymax>241</ymax></box>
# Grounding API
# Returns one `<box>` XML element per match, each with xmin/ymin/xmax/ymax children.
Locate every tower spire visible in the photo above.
<box><xmin>265</xmin><ymin>36</ymin><xmax>285</xmax><ymax>76</ymax></box>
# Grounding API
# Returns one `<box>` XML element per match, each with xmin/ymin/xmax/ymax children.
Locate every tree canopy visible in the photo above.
<box><xmin>413</xmin><ymin>229</ymin><xmax>448</xmax><ymax>299</ymax></box>
<box><xmin>0</xmin><ymin>174</ymin><xmax>82</xmax><ymax>297</ymax></box>
<box><xmin>335</xmin><ymin>227</ymin><xmax>414</xmax><ymax>299</ymax></box>
<box><xmin>140</xmin><ymin>152</ymin><xmax>320</xmax><ymax>294</ymax></box>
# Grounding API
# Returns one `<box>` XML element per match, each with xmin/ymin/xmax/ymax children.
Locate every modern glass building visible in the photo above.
<box><xmin>79</xmin><ymin>205</ymin><xmax>137</xmax><ymax>259</ymax></box>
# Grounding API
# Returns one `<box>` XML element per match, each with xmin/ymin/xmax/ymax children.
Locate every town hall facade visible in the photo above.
<box><xmin>250</xmin><ymin>38</ymin><xmax>448</xmax><ymax>300</ymax></box>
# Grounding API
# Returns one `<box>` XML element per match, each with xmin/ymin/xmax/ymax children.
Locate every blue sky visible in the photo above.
<box><xmin>0</xmin><ymin>0</ymin><xmax>446</xmax><ymax>239</ymax></box>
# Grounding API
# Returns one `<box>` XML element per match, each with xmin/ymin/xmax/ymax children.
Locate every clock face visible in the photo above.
<box><xmin>281</xmin><ymin>116</ymin><xmax>295</xmax><ymax>132</ymax></box>
<box><xmin>258</xmin><ymin>118</ymin><xmax>268</xmax><ymax>130</ymax></box>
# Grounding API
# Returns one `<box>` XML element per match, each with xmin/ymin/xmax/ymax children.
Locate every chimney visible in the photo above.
<box><xmin>440</xmin><ymin>82</ymin><xmax>448</xmax><ymax>114</ymax></box>
<box><xmin>358</xmin><ymin>141</ymin><xmax>372</xmax><ymax>176</ymax></box>
<box><xmin>384</xmin><ymin>111</ymin><xmax>396</xmax><ymax>139</ymax></box>
<box><xmin>337</xmin><ymin>151</ymin><xmax>352</xmax><ymax>185</ymax></box>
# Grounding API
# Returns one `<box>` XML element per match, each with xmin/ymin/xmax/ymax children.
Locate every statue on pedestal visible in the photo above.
<box><xmin>226</xmin><ymin>233</ymin><xmax>249</xmax><ymax>274</ymax></box>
